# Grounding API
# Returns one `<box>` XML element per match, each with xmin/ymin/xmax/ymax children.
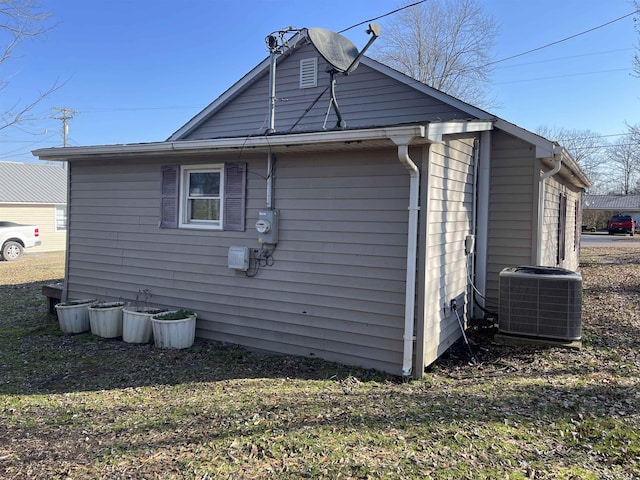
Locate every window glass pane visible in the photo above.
<box><xmin>189</xmin><ymin>199</ymin><xmax>220</xmax><ymax>221</ymax></box>
<box><xmin>189</xmin><ymin>172</ymin><xmax>219</xmax><ymax>196</ymax></box>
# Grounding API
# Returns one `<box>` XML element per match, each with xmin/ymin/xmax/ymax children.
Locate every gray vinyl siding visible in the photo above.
<box><xmin>541</xmin><ymin>175</ymin><xmax>582</xmax><ymax>271</ymax></box>
<box><xmin>421</xmin><ymin>135</ymin><xmax>476</xmax><ymax>366</ymax></box>
<box><xmin>64</xmin><ymin>148</ymin><xmax>410</xmax><ymax>374</ymax></box>
<box><xmin>182</xmin><ymin>44</ymin><xmax>472</xmax><ymax>140</ymax></box>
<box><xmin>485</xmin><ymin>130</ymin><xmax>537</xmax><ymax>304</ymax></box>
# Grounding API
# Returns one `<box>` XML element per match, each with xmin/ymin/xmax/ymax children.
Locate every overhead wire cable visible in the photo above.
<box><xmin>485</xmin><ymin>10</ymin><xmax>639</xmax><ymax>68</ymax></box>
<box><xmin>26</xmin><ymin>9</ymin><xmax>635</xmax><ymax>121</ymax></box>
<box><xmin>338</xmin><ymin>0</ymin><xmax>428</xmax><ymax>33</ymax></box>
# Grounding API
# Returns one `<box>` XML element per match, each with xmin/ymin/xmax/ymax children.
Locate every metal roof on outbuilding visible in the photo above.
<box><xmin>0</xmin><ymin>161</ymin><xmax>67</xmax><ymax>204</ymax></box>
<box><xmin>584</xmin><ymin>194</ymin><xmax>640</xmax><ymax>211</ymax></box>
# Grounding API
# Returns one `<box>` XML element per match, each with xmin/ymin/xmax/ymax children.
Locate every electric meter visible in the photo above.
<box><xmin>255</xmin><ymin>219</ymin><xmax>271</xmax><ymax>234</ymax></box>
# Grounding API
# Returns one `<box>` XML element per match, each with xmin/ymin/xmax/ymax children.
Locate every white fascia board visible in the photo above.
<box><xmin>426</xmin><ymin>120</ymin><xmax>494</xmax><ymax>142</ymax></box>
<box><xmin>33</xmin><ymin>125</ymin><xmax>429</xmax><ymax>161</ymax></box>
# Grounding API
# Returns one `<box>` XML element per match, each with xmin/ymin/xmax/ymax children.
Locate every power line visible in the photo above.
<box><xmin>486</xmin><ymin>10</ymin><xmax>638</xmax><ymax>68</ymax></box>
<box><xmin>493</xmin><ymin>48</ymin><xmax>635</xmax><ymax>70</ymax></box>
<box><xmin>494</xmin><ymin>68</ymin><xmax>632</xmax><ymax>85</ymax></box>
<box><xmin>339</xmin><ymin>2</ymin><xmax>637</xmax><ymax>70</ymax></box>
<box><xmin>81</xmin><ymin>105</ymin><xmax>202</xmax><ymax>113</ymax></box>
<box><xmin>338</xmin><ymin>0</ymin><xmax>427</xmax><ymax>33</ymax></box>
<box><xmin>23</xmin><ymin>7</ymin><xmax>636</xmax><ymax>121</ymax></box>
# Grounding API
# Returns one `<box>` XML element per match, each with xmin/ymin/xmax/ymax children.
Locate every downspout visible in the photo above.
<box><xmin>475</xmin><ymin>131</ymin><xmax>491</xmax><ymax>313</ymax></box>
<box><xmin>536</xmin><ymin>147</ymin><xmax>563</xmax><ymax>265</ymax></box>
<box><xmin>392</xmin><ymin>138</ymin><xmax>420</xmax><ymax>377</ymax></box>
<box><xmin>469</xmin><ymin>139</ymin><xmax>479</xmax><ymax>319</ymax></box>
<box><xmin>61</xmin><ymin>162</ymin><xmax>71</xmax><ymax>302</ymax></box>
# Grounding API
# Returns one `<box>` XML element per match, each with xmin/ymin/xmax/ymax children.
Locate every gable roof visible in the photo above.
<box><xmin>584</xmin><ymin>194</ymin><xmax>640</xmax><ymax>211</ymax></box>
<box><xmin>32</xmin><ymin>28</ymin><xmax>589</xmax><ymax>190</ymax></box>
<box><xmin>166</xmin><ymin>33</ymin><xmax>559</xmax><ymax>161</ymax></box>
<box><xmin>0</xmin><ymin>161</ymin><xmax>67</xmax><ymax>204</ymax></box>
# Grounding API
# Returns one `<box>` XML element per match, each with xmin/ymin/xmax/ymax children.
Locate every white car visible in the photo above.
<box><xmin>0</xmin><ymin>221</ymin><xmax>41</xmax><ymax>261</ymax></box>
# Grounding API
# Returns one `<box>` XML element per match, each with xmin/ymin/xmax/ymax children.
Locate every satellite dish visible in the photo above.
<box><xmin>307</xmin><ymin>28</ymin><xmax>360</xmax><ymax>73</ymax></box>
<box><xmin>305</xmin><ymin>24</ymin><xmax>381</xmax><ymax>129</ymax></box>
<box><xmin>307</xmin><ymin>23</ymin><xmax>380</xmax><ymax>75</ymax></box>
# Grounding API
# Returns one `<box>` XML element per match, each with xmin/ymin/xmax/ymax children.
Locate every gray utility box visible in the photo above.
<box><xmin>499</xmin><ymin>265</ymin><xmax>582</xmax><ymax>341</ymax></box>
<box><xmin>256</xmin><ymin>210</ymin><xmax>278</xmax><ymax>245</ymax></box>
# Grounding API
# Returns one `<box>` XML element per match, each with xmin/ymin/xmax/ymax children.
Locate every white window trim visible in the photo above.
<box><xmin>54</xmin><ymin>204</ymin><xmax>67</xmax><ymax>232</ymax></box>
<box><xmin>179</xmin><ymin>164</ymin><xmax>224</xmax><ymax>230</ymax></box>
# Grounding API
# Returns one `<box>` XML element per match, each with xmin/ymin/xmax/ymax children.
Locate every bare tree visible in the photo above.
<box><xmin>0</xmin><ymin>0</ymin><xmax>57</xmax><ymax>132</ymax></box>
<box><xmin>607</xmin><ymin>132</ymin><xmax>640</xmax><ymax>194</ymax></box>
<box><xmin>536</xmin><ymin>126</ymin><xmax>608</xmax><ymax>192</ymax></box>
<box><xmin>372</xmin><ymin>0</ymin><xmax>498</xmax><ymax>107</ymax></box>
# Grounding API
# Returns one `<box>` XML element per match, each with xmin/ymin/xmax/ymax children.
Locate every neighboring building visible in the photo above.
<box><xmin>583</xmin><ymin>195</ymin><xmax>640</xmax><ymax>228</ymax></box>
<box><xmin>33</xmin><ymin>29</ymin><xmax>589</xmax><ymax>377</ymax></box>
<box><xmin>0</xmin><ymin>162</ymin><xmax>67</xmax><ymax>252</ymax></box>
<box><xmin>584</xmin><ymin>194</ymin><xmax>640</xmax><ymax>211</ymax></box>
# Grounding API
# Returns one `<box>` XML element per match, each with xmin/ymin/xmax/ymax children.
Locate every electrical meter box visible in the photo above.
<box><xmin>256</xmin><ymin>210</ymin><xmax>278</xmax><ymax>244</ymax></box>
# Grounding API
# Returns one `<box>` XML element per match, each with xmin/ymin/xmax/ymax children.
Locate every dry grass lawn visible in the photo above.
<box><xmin>0</xmin><ymin>248</ymin><xmax>638</xmax><ymax>479</ymax></box>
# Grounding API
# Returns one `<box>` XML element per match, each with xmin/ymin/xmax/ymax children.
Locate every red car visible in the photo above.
<box><xmin>607</xmin><ymin>215</ymin><xmax>635</xmax><ymax>236</ymax></box>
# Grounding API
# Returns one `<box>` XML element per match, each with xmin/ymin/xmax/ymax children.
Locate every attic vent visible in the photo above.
<box><xmin>299</xmin><ymin>57</ymin><xmax>317</xmax><ymax>88</ymax></box>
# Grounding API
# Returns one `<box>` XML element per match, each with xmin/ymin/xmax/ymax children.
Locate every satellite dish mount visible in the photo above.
<box><xmin>307</xmin><ymin>23</ymin><xmax>380</xmax><ymax>129</ymax></box>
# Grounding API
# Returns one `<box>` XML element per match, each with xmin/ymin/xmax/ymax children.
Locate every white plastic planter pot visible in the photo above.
<box><xmin>122</xmin><ymin>307</ymin><xmax>167</xmax><ymax>343</ymax></box>
<box><xmin>150</xmin><ymin>310</ymin><xmax>197</xmax><ymax>349</ymax></box>
<box><xmin>88</xmin><ymin>302</ymin><xmax>125</xmax><ymax>338</ymax></box>
<box><xmin>55</xmin><ymin>299</ymin><xmax>96</xmax><ymax>334</ymax></box>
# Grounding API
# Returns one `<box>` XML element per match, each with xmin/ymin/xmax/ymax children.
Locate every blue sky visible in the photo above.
<box><xmin>1</xmin><ymin>0</ymin><xmax>638</xmax><ymax>163</ymax></box>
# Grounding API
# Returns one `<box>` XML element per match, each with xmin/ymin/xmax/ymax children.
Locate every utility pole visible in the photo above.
<box><xmin>52</xmin><ymin>107</ymin><xmax>78</xmax><ymax>147</ymax></box>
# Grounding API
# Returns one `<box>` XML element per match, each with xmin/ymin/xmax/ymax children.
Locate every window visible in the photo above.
<box><xmin>160</xmin><ymin>162</ymin><xmax>246</xmax><ymax>231</ymax></box>
<box><xmin>181</xmin><ymin>165</ymin><xmax>223</xmax><ymax>228</ymax></box>
<box><xmin>55</xmin><ymin>205</ymin><xmax>67</xmax><ymax>231</ymax></box>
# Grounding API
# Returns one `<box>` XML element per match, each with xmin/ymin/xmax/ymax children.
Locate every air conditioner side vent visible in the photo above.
<box><xmin>499</xmin><ymin>266</ymin><xmax>582</xmax><ymax>341</ymax></box>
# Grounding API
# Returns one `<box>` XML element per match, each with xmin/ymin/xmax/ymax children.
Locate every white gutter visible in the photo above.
<box><xmin>33</xmin><ymin>126</ymin><xmax>429</xmax><ymax>160</ymax></box>
<box><xmin>536</xmin><ymin>146</ymin><xmax>563</xmax><ymax>265</ymax></box>
<box><xmin>390</xmin><ymin>136</ymin><xmax>420</xmax><ymax>378</ymax></box>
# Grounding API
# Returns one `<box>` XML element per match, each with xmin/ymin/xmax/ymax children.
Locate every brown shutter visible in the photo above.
<box><xmin>558</xmin><ymin>193</ymin><xmax>567</xmax><ymax>263</ymax></box>
<box><xmin>223</xmin><ymin>162</ymin><xmax>247</xmax><ymax>231</ymax></box>
<box><xmin>160</xmin><ymin>165</ymin><xmax>180</xmax><ymax>228</ymax></box>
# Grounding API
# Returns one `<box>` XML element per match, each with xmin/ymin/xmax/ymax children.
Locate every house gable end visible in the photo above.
<box><xmin>173</xmin><ymin>42</ymin><xmax>476</xmax><ymax>141</ymax></box>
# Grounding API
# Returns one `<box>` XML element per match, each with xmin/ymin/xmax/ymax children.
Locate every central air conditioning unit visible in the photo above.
<box><xmin>499</xmin><ymin>266</ymin><xmax>582</xmax><ymax>341</ymax></box>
